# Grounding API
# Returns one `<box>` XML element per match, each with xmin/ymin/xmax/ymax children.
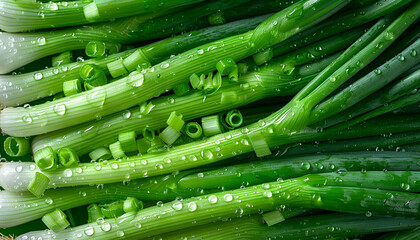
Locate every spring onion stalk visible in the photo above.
<box><xmin>0</xmin><ymin>0</ymin><xmax>249</xmax><ymax>74</ymax></box>
<box><xmin>142</xmin><ymin>127</ymin><xmax>156</xmax><ymax>142</ymax></box>
<box><xmin>3</xmin><ymin>137</ymin><xmax>30</xmax><ymax>157</ymax></box>
<box><xmin>376</xmin><ymin>226</ymin><xmax>420</xmax><ymax>240</ymax></box>
<box><xmin>252</xmin><ymin>0</ymin><xmax>411</xmax><ymax>64</ymax></box>
<box><xmin>15</xmin><ymin>172</ymin><xmax>420</xmax><ymax>239</ymax></box>
<box><xmin>1</xmin><ymin>152</ymin><xmax>418</xmax><ymax>227</ymax></box>
<box><xmin>309</xmin><ymin>38</ymin><xmax>420</xmax><ymax>125</ymax></box>
<box><xmin>0</xmin><ymin>0</ymin><xmax>347</xmax><ymax>138</ymax></box>
<box><xmin>152</xmin><ymin>214</ymin><xmax>420</xmax><ymax>240</ymax></box>
<box><xmin>30</xmin><ymin>54</ymin><xmax>332</xmax><ymax>156</ymax></box>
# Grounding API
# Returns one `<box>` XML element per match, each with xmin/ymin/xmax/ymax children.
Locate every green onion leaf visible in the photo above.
<box><xmin>263</xmin><ymin>210</ymin><xmax>286</xmax><ymax>226</ymax></box>
<box><xmin>52</xmin><ymin>51</ymin><xmax>73</xmax><ymax>67</ymax></box>
<box><xmin>159</xmin><ymin>126</ymin><xmax>182</xmax><ymax>145</ymax></box>
<box><xmin>123</xmin><ymin>197</ymin><xmax>143</xmax><ymax>213</ymax></box>
<box><xmin>248</xmin><ymin>133</ymin><xmax>272</xmax><ymax>157</ymax></box>
<box><xmin>63</xmin><ymin>79</ymin><xmax>82</xmax><ymax>97</ymax></box>
<box><xmin>87</xmin><ymin>204</ymin><xmax>104</xmax><ymax>223</ymax></box>
<box><xmin>57</xmin><ymin>148</ymin><xmax>79</xmax><ymax>168</ymax></box>
<box><xmin>4</xmin><ymin>137</ymin><xmax>30</xmax><ymax>157</ymax></box>
<box><xmin>136</xmin><ymin>138</ymin><xmax>151</xmax><ymax>155</ymax></box>
<box><xmin>167</xmin><ymin>111</ymin><xmax>184</xmax><ymax>132</ymax></box>
<box><xmin>119</xmin><ymin>131</ymin><xmax>138</xmax><ymax>153</ymax></box>
<box><xmin>202</xmin><ymin>115</ymin><xmax>223</xmax><ymax>137</ymax></box>
<box><xmin>89</xmin><ymin>147</ymin><xmax>112</xmax><ymax>161</ymax></box>
<box><xmin>34</xmin><ymin>146</ymin><xmax>57</xmax><ymax>171</ymax></box>
<box><xmin>142</xmin><ymin>126</ymin><xmax>156</xmax><ymax>142</ymax></box>
<box><xmin>27</xmin><ymin>172</ymin><xmax>50</xmax><ymax>198</ymax></box>
<box><xmin>123</xmin><ymin>48</ymin><xmax>151</xmax><ymax>74</ymax></box>
<box><xmin>253</xmin><ymin>49</ymin><xmax>274</xmax><ymax>66</ymax></box>
<box><xmin>42</xmin><ymin>209</ymin><xmax>70</xmax><ymax>233</ymax></box>
<box><xmin>109</xmin><ymin>142</ymin><xmax>126</xmax><ymax>159</ymax></box>
<box><xmin>185</xmin><ymin>122</ymin><xmax>203</xmax><ymax>139</ymax></box>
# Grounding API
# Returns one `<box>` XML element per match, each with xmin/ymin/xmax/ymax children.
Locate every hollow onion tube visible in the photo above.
<box><xmin>0</xmin><ymin>0</ymin><xmax>348</xmax><ymax>137</ymax></box>
<box><xmin>16</xmin><ymin>171</ymin><xmax>420</xmax><ymax>239</ymax></box>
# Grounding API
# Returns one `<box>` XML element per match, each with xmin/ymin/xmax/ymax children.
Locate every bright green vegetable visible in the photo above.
<box><xmin>85</xmin><ymin>41</ymin><xmax>121</xmax><ymax>58</ymax></box>
<box><xmin>34</xmin><ymin>147</ymin><xmax>57</xmax><ymax>171</ymax></box>
<box><xmin>27</xmin><ymin>172</ymin><xmax>50</xmax><ymax>198</ymax></box>
<box><xmin>118</xmin><ymin>131</ymin><xmax>137</xmax><ymax>153</ymax></box>
<box><xmin>63</xmin><ymin>79</ymin><xmax>82</xmax><ymax>97</ymax></box>
<box><xmin>52</xmin><ymin>51</ymin><xmax>73</xmax><ymax>67</ymax></box>
<box><xmin>3</xmin><ymin>137</ymin><xmax>30</xmax><ymax>157</ymax></box>
<box><xmin>57</xmin><ymin>148</ymin><xmax>79</xmax><ymax>167</ymax></box>
<box><xmin>108</xmin><ymin>142</ymin><xmax>126</xmax><ymax>159</ymax></box>
<box><xmin>89</xmin><ymin>147</ymin><xmax>112</xmax><ymax>161</ymax></box>
<box><xmin>185</xmin><ymin>122</ymin><xmax>203</xmax><ymax>139</ymax></box>
<box><xmin>41</xmin><ymin>209</ymin><xmax>70</xmax><ymax>233</ymax></box>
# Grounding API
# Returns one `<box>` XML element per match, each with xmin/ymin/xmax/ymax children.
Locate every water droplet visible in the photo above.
<box><xmin>172</xmin><ymin>201</ymin><xmax>183</xmax><ymax>210</ymax></box>
<box><xmin>397</xmin><ymin>54</ymin><xmax>405</xmax><ymax>61</ymax></box>
<box><xmin>156</xmin><ymin>201</ymin><xmax>164</xmax><ymax>207</ymax></box>
<box><xmin>15</xmin><ymin>165</ymin><xmax>23</xmax><ymax>172</ymax></box>
<box><xmin>116</xmin><ymin>230</ymin><xmax>124</xmax><ymax>237</ymax></box>
<box><xmin>189</xmin><ymin>155</ymin><xmax>197</xmax><ymax>161</ymax></box>
<box><xmin>110</xmin><ymin>163</ymin><xmax>119</xmax><ymax>169</ymax></box>
<box><xmin>37</xmin><ymin>37</ymin><xmax>46</xmax><ymax>45</ymax></box>
<box><xmin>53</xmin><ymin>103</ymin><xmax>66</xmax><ymax>116</ymax></box>
<box><xmin>84</xmin><ymin>226</ymin><xmax>95</xmax><ymax>236</ymax></box>
<box><xmin>365</xmin><ymin>211</ymin><xmax>372</xmax><ymax>217</ymax></box>
<box><xmin>262</xmin><ymin>183</ymin><xmax>270</xmax><ymax>189</ymax></box>
<box><xmin>201</xmin><ymin>150</ymin><xmax>213</xmax><ymax>160</ymax></box>
<box><xmin>95</xmin><ymin>164</ymin><xmax>102</xmax><ymax>171</ymax></box>
<box><xmin>86</xmin><ymin>86</ymin><xmax>107</xmax><ymax>107</ymax></box>
<box><xmin>161</xmin><ymin>62</ymin><xmax>170</xmax><ymax>68</ymax></box>
<box><xmin>329</xmin><ymin>77</ymin><xmax>337</xmax><ymax>83</ymax></box>
<box><xmin>263</xmin><ymin>191</ymin><xmax>273</xmax><ymax>198</ymax></box>
<box><xmin>140</xmin><ymin>160</ymin><xmax>148</xmax><ymax>165</ymax></box>
<box><xmin>301</xmin><ymin>162</ymin><xmax>311</xmax><ymax>170</ymax></box>
<box><xmin>197</xmin><ymin>49</ymin><xmax>204</xmax><ymax>54</ymax></box>
<box><xmin>223</xmin><ymin>194</ymin><xmax>233</xmax><ymax>202</ymax></box>
<box><xmin>34</xmin><ymin>72</ymin><xmax>43</xmax><ymax>81</ymax></box>
<box><xmin>208</xmin><ymin>195</ymin><xmax>218</xmax><ymax>204</ymax></box>
<box><xmin>384</xmin><ymin>31</ymin><xmax>394</xmax><ymax>41</ymax></box>
<box><xmin>197</xmin><ymin>172</ymin><xmax>204</xmax><ymax>178</ymax></box>
<box><xmin>327</xmin><ymin>226</ymin><xmax>335</xmax><ymax>232</ymax></box>
<box><xmin>126</xmin><ymin>72</ymin><xmax>144</xmax><ymax>87</ymax></box>
<box><xmin>410</xmin><ymin>49</ymin><xmax>417</xmax><ymax>57</ymax></box>
<box><xmin>258</xmin><ymin>120</ymin><xmax>266</xmax><ymax>127</ymax></box>
<box><xmin>135</xmin><ymin>223</ymin><xmax>142</xmax><ymax>228</ymax></box>
<box><xmin>400</xmin><ymin>183</ymin><xmax>410</xmax><ymax>191</ymax></box>
<box><xmin>122</xmin><ymin>110</ymin><xmax>131</xmax><ymax>119</ymax></box>
<box><xmin>374</xmin><ymin>69</ymin><xmax>382</xmax><ymax>75</ymax></box>
<box><xmin>100</xmin><ymin>223</ymin><xmax>111</xmax><ymax>232</ymax></box>
<box><xmin>64</xmin><ymin>169</ymin><xmax>73</xmax><ymax>177</ymax></box>
<box><xmin>187</xmin><ymin>202</ymin><xmax>197</xmax><ymax>212</ymax></box>
<box><xmin>45</xmin><ymin>198</ymin><xmax>53</xmax><ymax>205</ymax></box>
<box><xmin>376</xmin><ymin>42</ymin><xmax>383</xmax><ymax>49</ymax></box>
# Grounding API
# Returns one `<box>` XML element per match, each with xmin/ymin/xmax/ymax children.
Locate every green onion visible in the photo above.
<box><xmin>3</xmin><ymin>137</ymin><xmax>30</xmax><ymax>157</ymax></box>
<box><xmin>185</xmin><ymin>122</ymin><xmax>203</xmax><ymax>139</ymax></box>
<box><xmin>41</xmin><ymin>209</ymin><xmax>70</xmax><ymax>233</ymax></box>
<box><xmin>123</xmin><ymin>197</ymin><xmax>143</xmax><ymax>213</ymax></box>
<box><xmin>248</xmin><ymin>133</ymin><xmax>271</xmax><ymax>157</ymax></box>
<box><xmin>142</xmin><ymin>126</ymin><xmax>156</xmax><ymax>142</ymax></box>
<box><xmin>27</xmin><ymin>172</ymin><xmax>50</xmax><ymax>198</ymax></box>
<box><xmin>52</xmin><ymin>51</ymin><xmax>73</xmax><ymax>67</ymax></box>
<box><xmin>208</xmin><ymin>11</ymin><xmax>226</xmax><ymax>25</ymax></box>
<box><xmin>201</xmin><ymin>115</ymin><xmax>223</xmax><ymax>137</ymax></box>
<box><xmin>89</xmin><ymin>147</ymin><xmax>112</xmax><ymax>161</ymax></box>
<box><xmin>100</xmin><ymin>200</ymin><xmax>125</xmax><ymax>218</ymax></box>
<box><xmin>263</xmin><ymin>211</ymin><xmax>285</xmax><ymax>226</ymax></box>
<box><xmin>87</xmin><ymin>204</ymin><xmax>104</xmax><ymax>223</ymax></box>
<box><xmin>117</xmin><ymin>48</ymin><xmax>151</xmax><ymax>75</ymax></box>
<box><xmin>62</xmin><ymin>79</ymin><xmax>82</xmax><ymax>97</ymax></box>
<box><xmin>173</xmin><ymin>82</ymin><xmax>191</xmax><ymax>97</ymax></box>
<box><xmin>109</xmin><ymin>142</ymin><xmax>126</xmax><ymax>159</ymax></box>
<box><xmin>140</xmin><ymin>101</ymin><xmax>155</xmax><ymax>115</ymax></box>
<box><xmin>57</xmin><ymin>148</ymin><xmax>79</xmax><ymax>168</ymax></box>
<box><xmin>189</xmin><ymin>73</ymin><xmax>203</xmax><ymax>89</ymax></box>
<box><xmin>220</xmin><ymin>91</ymin><xmax>238</xmax><ymax>105</ymax></box>
<box><xmin>159</xmin><ymin>126</ymin><xmax>182</xmax><ymax>145</ymax></box>
<box><xmin>216</xmin><ymin>58</ymin><xmax>237</xmax><ymax>76</ymax></box>
<box><xmin>85</xmin><ymin>41</ymin><xmax>121</xmax><ymax>58</ymax></box>
<box><xmin>34</xmin><ymin>146</ymin><xmax>57</xmax><ymax>171</ymax></box>
<box><xmin>136</xmin><ymin>138</ymin><xmax>152</xmax><ymax>154</ymax></box>
<box><xmin>118</xmin><ymin>131</ymin><xmax>138</xmax><ymax>153</ymax></box>
<box><xmin>107</xmin><ymin>58</ymin><xmax>129</xmax><ymax>77</ymax></box>
<box><xmin>224</xmin><ymin>109</ymin><xmax>243</xmax><ymax>129</ymax></box>
<box><xmin>167</xmin><ymin>111</ymin><xmax>185</xmax><ymax>132</ymax></box>
<box><xmin>79</xmin><ymin>64</ymin><xmax>108</xmax><ymax>87</ymax></box>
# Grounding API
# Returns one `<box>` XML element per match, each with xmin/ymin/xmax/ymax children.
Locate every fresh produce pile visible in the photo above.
<box><xmin>0</xmin><ymin>0</ymin><xmax>419</xmax><ymax>239</ymax></box>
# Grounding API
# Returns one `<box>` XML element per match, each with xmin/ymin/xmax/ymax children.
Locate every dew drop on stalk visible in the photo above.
<box><xmin>45</xmin><ymin>198</ymin><xmax>53</xmax><ymax>205</ymax></box>
<box><xmin>122</xmin><ymin>110</ymin><xmax>131</xmax><ymax>119</ymax></box>
<box><xmin>53</xmin><ymin>103</ymin><xmax>66</xmax><ymax>116</ymax></box>
<box><xmin>37</xmin><ymin>37</ymin><xmax>46</xmax><ymax>45</ymax></box>
<box><xmin>141</xmin><ymin>160</ymin><xmax>148</xmax><ymax>165</ymax></box>
<box><xmin>208</xmin><ymin>195</ymin><xmax>218</xmax><ymax>204</ymax></box>
<box><xmin>410</xmin><ymin>49</ymin><xmax>417</xmax><ymax>57</ymax></box>
<box><xmin>110</xmin><ymin>163</ymin><xmax>119</xmax><ymax>169</ymax></box>
<box><xmin>374</xmin><ymin>69</ymin><xmax>382</xmax><ymax>75</ymax></box>
<box><xmin>263</xmin><ymin>191</ymin><xmax>273</xmax><ymax>198</ymax></box>
<box><xmin>172</xmin><ymin>201</ymin><xmax>183</xmax><ymax>210</ymax></box>
<box><xmin>301</xmin><ymin>162</ymin><xmax>311</xmax><ymax>170</ymax></box>
<box><xmin>197</xmin><ymin>49</ymin><xmax>204</xmax><ymax>54</ymax></box>
<box><xmin>187</xmin><ymin>202</ymin><xmax>197</xmax><ymax>212</ymax></box>
<box><xmin>223</xmin><ymin>194</ymin><xmax>233</xmax><ymax>202</ymax></box>
<box><xmin>126</xmin><ymin>72</ymin><xmax>144</xmax><ymax>87</ymax></box>
<box><xmin>34</xmin><ymin>72</ymin><xmax>43</xmax><ymax>81</ymax></box>
<box><xmin>397</xmin><ymin>54</ymin><xmax>405</xmax><ymax>61</ymax></box>
<box><xmin>15</xmin><ymin>165</ymin><xmax>22</xmax><ymax>173</ymax></box>
<box><xmin>64</xmin><ymin>169</ymin><xmax>73</xmax><ymax>177</ymax></box>
<box><xmin>100</xmin><ymin>223</ymin><xmax>111</xmax><ymax>232</ymax></box>
<box><xmin>86</xmin><ymin>86</ymin><xmax>107</xmax><ymax>107</ymax></box>
<box><xmin>365</xmin><ymin>211</ymin><xmax>372</xmax><ymax>217</ymax></box>
<box><xmin>116</xmin><ymin>230</ymin><xmax>124</xmax><ymax>237</ymax></box>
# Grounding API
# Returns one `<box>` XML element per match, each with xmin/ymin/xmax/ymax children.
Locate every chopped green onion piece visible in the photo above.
<box><xmin>237</xmin><ymin>62</ymin><xmax>249</xmax><ymax>75</ymax></box>
<box><xmin>189</xmin><ymin>73</ymin><xmax>203</xmax><ymax>89</ymax></box>
<box><xmin>220</xmin><ymin>91</ymin><xmax>238</xmax><ymax>105</ymax></box>
<box><xmin>228</xmin><ymin>67</ymin><xmax>239</xmax><ymax>82</ymax></box>
<box><xmin>248</xmin><ymin>133</ymin><xmax>272</xmax><ymax>157</ymax></box>
<box><xmin>52</xmin><ymin>51</ymin><xmax>73</xmax><ymax>67</ymax></box>
<box><xmin>107</xmin><ymin>58</ymin><xmax>128</xmax><ymax>78</ymax></box>
<box><xmin>57</xmin><ymin>148</ymin><xmax>79</xmax><ymax>167</ymax></box>
<box><xmin>42</xmin><ymin>209</ymin><xmax>70</xmax><ymax>233</ymax></box>
<box><xmin>109</xmin><ymin>142</ymin><xmax>126</xmax><ymax>159</ymax></box>
<box><xmin>123</xmin><ymin>48</ymin><xmax>151</xmax><ymax>73</ymax></box>
<box><xmin>173</xmin><ymin>82</ymin><xmax>191</xmax><ymax>96</ymax></box>
<box><xmin>123</xmin><ymin>197</ymin><xmax>143</xmax><ymax>213</ymax></box>
<box><xmin>84</xmin><ymin>82</ymin><xmax>95</xmax><ymax>91</ymax></box>
<box><xmin>263</xmin><ymin>210</ymin><xmax>285</xmax><ymax>226</ymax></box>
<box><xmin>85</xmin><ymin>41</ymin><xmax>121</xmax><ymax>58</ymax></box>
<box><xmin>204</xmin><ymin>72</ymin><xmax>223</xmax><ymax>95</ymax></box>
<box><xmin>216</xmin><ymin>58</ymin><xmax>237</xmax><ymax>76</ymax></box>
<box><xmin>63</xmin><ymin>79</ymin><xmax>82</xmax><ymax>97</ymax></box>
<box><xmin>136</xmin><ymin>138</ymin><xmax>151</xmax><ymax>154</ymax></box>
<box><xmin>89</xmin><ymin>147</ymin><xmax>112</xmax><ymax>161</ymax></box>
<box><xmin>119</xmin><ymin>131</ymin><xmax>138</xmax><ymax>153</ymax></box>
<box><xmin>100</xmin><ymin>200</ymin><xmax>125</xmax><ymax>218</ymax></box>
<box><xmin>4</xmin><ymin>137</ymin><xmax>30</xmax><ymax>157</ymax></box>
<box><xmin>87</xmin><ymin>204</ymin><xmax>104</xmax><ymax>223</ymax></box>
<box><xmin>27</xmin><ymin>172</ymin><xmax>50</xmax><ymax>198</ymax></box>
<box><xmin>79</xmin><ymin>64</ymin><xmax>107</xmax><ymax>87</ymax></box>
<box><xmin>202</xmin><ymin>115</ymin><xmax>223</xmax><ymax>137</ymax></box>
<box><xmin>225</xmin><ymin>109</ymin><xmax>243</xmax><ymax>128</ymax></box>
<box><xmin>208</xmin><ymin>11</ymin><xmax>226</xmax><ymax>25</ymax></box>
<box><xmin>253</xmin><ymin>49</ymin><xmax>274</xmax><ymax>66</ymax></box>
<box><xmin>159</xmin><ymin>126</ymin><xmax>182</xmax><ymax>145</ymax></box>
<box><xmin>139</xmin><ymin>101</ymin><xmax>155</xmax><ymax>115</ymax></box>
<box><xmin>34</xmin><ymin>146</ymin><xmax>57</xmax><ymax>171</ymax></box>
<box><xmin>83</xmin><ymin>2</ymin><xmax>100</xmax><ymax>22</ymax></box>
<box><xmin>167</xmin><ymin>111</ymin><xmax>184</xmax><ymax>132</ymax></box>
<box><xmin>185</xmin><ymin>122</ymin><xmax>203</xmax><ymax>139</ymax></box>
<box><xmin>142</xmin><ymin>126</ymin><xmax>155</xmax><ymax>142</ymax></box>
<box><xmin>147</xmin><ymin>137</ymin><xmax>167</xmax><ymax>153</ymax></box>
